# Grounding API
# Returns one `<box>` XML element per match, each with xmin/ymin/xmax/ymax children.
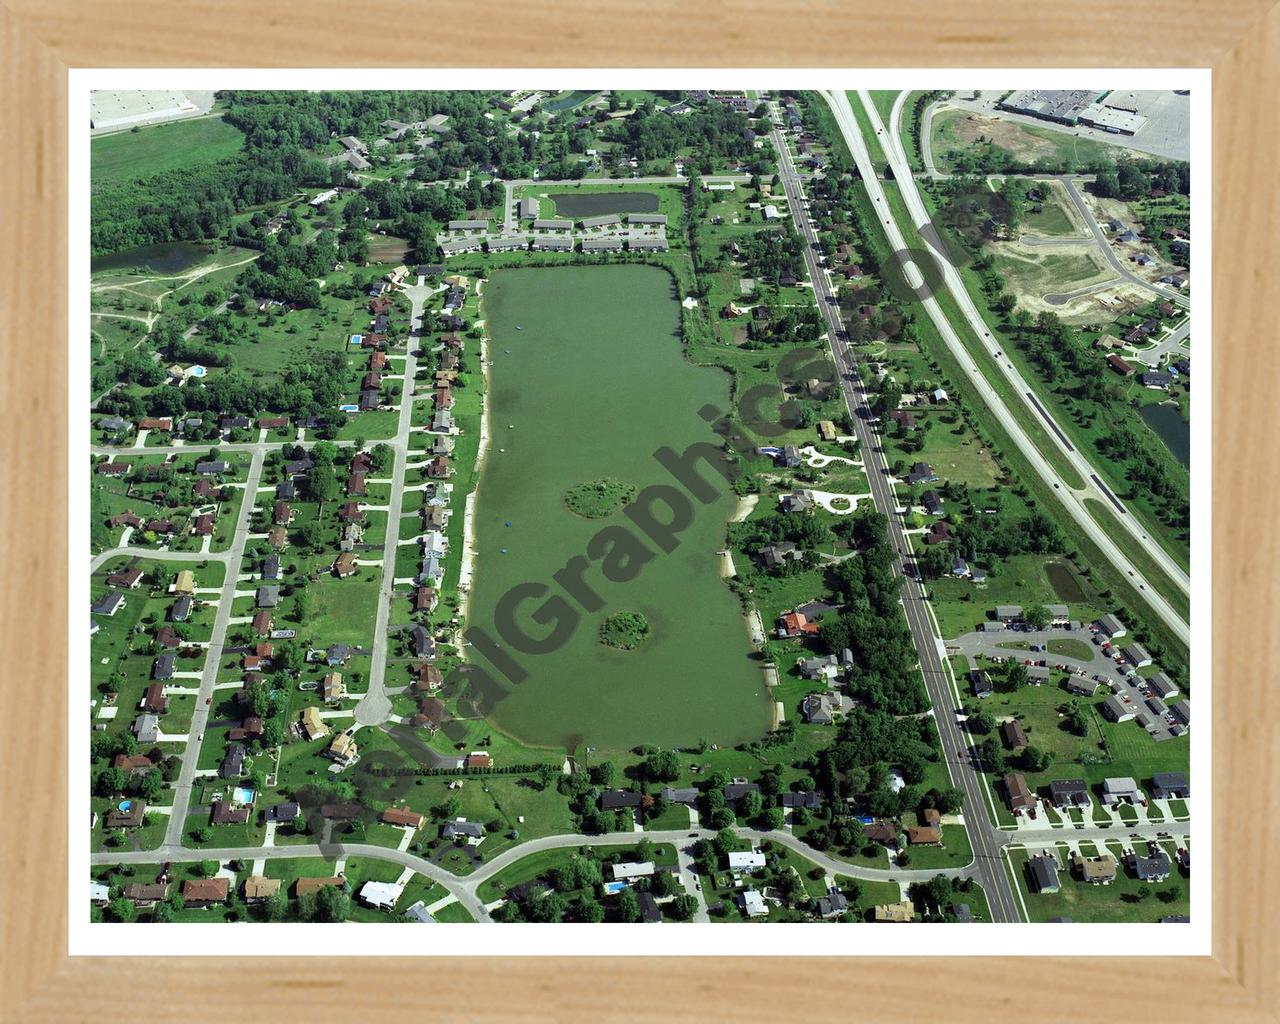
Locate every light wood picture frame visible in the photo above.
<box><xmin>1</xmin><ymin>2</ymin><xmax>1273</xmax><ymax>1019</ymax></box>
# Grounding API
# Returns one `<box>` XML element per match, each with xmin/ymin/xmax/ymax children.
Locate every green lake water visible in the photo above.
<box><xmin>472</xmin><ymin>265</ymin><xmax>772</xmax><ymax>752</ymax></box>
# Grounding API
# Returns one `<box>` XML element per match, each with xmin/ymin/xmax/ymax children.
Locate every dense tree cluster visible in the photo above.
<box><xmin>818</xmin><ymin>509</ymin><xmax>928</xmax><ymax>713</ymax></box>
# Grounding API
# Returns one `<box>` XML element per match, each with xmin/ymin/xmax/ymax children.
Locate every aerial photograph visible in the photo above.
<box><xmin>86</xmin><ymin>86</ymin><xmax>1192</xmax><ymax>928</ymax></box>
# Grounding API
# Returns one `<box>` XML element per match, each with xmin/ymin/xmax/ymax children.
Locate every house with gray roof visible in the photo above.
<box><xmin>1150</xmin><ymin>771</ymin><xmax>1190</xmax><ymax>800</ymax></box>
<box><xmin>1028</xmin><ymin>853</ymin><xmax>1061</xmax><ymax>893</ymax></box>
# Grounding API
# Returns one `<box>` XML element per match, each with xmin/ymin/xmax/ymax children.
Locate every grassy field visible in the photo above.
<box><xmin>470</xmin><ymin>265</ymin><xmax>773</xmax><ymax>752</ymax></box>
<box><xmin>92</xmin><ymin>116</ymin><xmax>245</xmax><ymax>188</ymax></box>
<box><xmin>930</xmin><ymin>108</ymin><xmax>1143</xmax><ymax>174</ymax></box>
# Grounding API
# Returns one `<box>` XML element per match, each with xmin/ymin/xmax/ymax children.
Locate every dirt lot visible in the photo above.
<box><xmin>947</xmin><ymin>112</ymin><xmax>1063</xmax><ymax>163</ymax></box>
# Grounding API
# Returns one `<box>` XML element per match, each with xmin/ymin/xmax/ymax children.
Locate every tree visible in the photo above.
<box><xmin>314</xmin><ymin>884</ymin><xmax>352</xmax><ymax>922</ymax></box>
<box><xmin>575</xmin><ymin>894</ymin><xmax>605</xmax><ymax>922</ymax></box>
<box><xmin>138</xmin><ymin>768</ymin><xmax>164</xmax><ymax>802</ymax></box>
<box><xmin>642</xmin><ymin>749</ymin><xmax>681</xmax><ymax>783</ymax></box>
<box><xmin>95</xmin><ymin>766</ymin><xmax>126</xmax><ymax>797</ymax></box>
<box><xmin>762</xmin><ymin>807</ymin><xmax>785</xmax><ymax>831</ymax></box>
<box><xmin>106</xmin><ymin>897</ymin><xmax>136</xmax><ymax>923</ymax></box>
<box><xmin>971</xmin><ymin>710</ymin><xmax>997</xmax><ymax>734</ymax></box>
<box><xmin>668</xmin><ymin>894</ymin><xmax>698</xmax><ymax>921</ymax></box>
<box><xmin>616</xmin><ymin>887</ymin><xmax>640</xmax><ymax>923</ymax></box>
<box><xmin>1023</xmin><ymin>604</ymin><xmax>1050</xmax><ymax>630</ymax></box>
<box><xmin>263</xmin><ymin>889</ymin><xmax>288</xmax><ymax>922</ymax></box>
<box><xmin>1022</xmin><ymin>745</ymin><xmax>1053</xmax><ymax>773</ymax></box>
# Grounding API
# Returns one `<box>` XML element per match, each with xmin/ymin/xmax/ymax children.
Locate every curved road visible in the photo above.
<box><xmin>826</xmin><ymin>90</ymin><xmax>1188</xmax><ymax>646</ymax></box>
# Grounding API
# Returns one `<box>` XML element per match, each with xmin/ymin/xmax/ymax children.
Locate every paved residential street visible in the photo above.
<box><xmin>163</xmin><ymin>448</ymin><xmax>266</xmax><ymax>846</ymax></box>
<box><xmin>769</xmin><ymin>115</ymin><xmax>1021</xmax><ymax>923</ymax></box>
<box><xmin>354</xmin><ymin>283</ymin><xmax>428</xmax><ymax>728</ymax></box>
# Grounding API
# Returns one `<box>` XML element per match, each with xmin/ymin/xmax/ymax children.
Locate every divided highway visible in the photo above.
<box><xmin>880</xmin><ymin>90</ymin><xmax>1190</xmax><ymax>585</ymax></box>
<box><xmin>820</xmin><ymin>90</ymin><xmax>1189</xmax><ymax>648</ymax></box>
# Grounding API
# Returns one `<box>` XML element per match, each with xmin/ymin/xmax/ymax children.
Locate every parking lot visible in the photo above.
<box><xmin>949</xmin><ymin>622</ymin><xmax>1180</xmax><ymax>742</ymax></box>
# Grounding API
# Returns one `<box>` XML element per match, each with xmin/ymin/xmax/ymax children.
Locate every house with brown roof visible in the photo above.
<box><xmin>228</xmin><ymin>716</ymin><xmax>264</xmax><ymax>742</ymax></box>
<box><xmin>323</xmin><ymin>672</ymin><xmax>346</xmax><ymax>703</ymax></box>
<box><xmin>273</xmin><ymin>501</ymin><xmax>294</xmax><ymax>526</ymax></box>
<box><xmin>862</xmin><ymin>821</ymin><xmax>900</xmax><ymax>848</ymax></box>
<box><xmin>412</xmin><ymin>663</ymin><xmax>443</xmax><ymax>693</ymax></box>
<box><xmin>182</xmin><ymin>877</ymin><xmax>229</xmax><ymax>907</ymax></box>
<box><xmin>381</xmin><ymin>806</ymin><xmax>425</xmax><ymax>829</ymax></box>
<box><xmin>299</xmin><ymin>706</ymin><xmax>329</xmax><ymax>741</ymax></box>
<box><xmin>1107</xmin><ymin>353</ymin><xmax>1134</xmax><ymax>376</ymax></box>
<box><xmin>338</xmin><ymin>502</ymin><xmax>364</xmax><ymax>523</ymax></box>
<box><xmin>464</xmin><ymin>752</ymin><xmax>492</xmax><ymax>770</ymax></box>
<box><xmin>210</xmin><ymin>800</ymin><xmax>250</xmax><ymax>825</ymax></box>
<box><xmin>138</xmin><ymin>417</ymin><xmax>173</xmax><ymax>431</ymax></box>
<box><xmin>414</xmin><ymin>586</ymin><xmax>438</xmax><ymax>613</ymax></box>
<box><xmin>413</xmin><ymin>697</ymin><xmax>447</xmax><ymax>732</ymax></box>
<box><xmin>243</xmin><ymin>875</ymin><xmax>282</xmax><ymax>902</ymax></box>
<box><xmin>1003</xmin><ymin>772</ymin><xmax>1037</xmax><ymax>816</ymax></box>
<box><xmin>267</xmin><ymin>527</ymin><xmax>289</xmax><ymax>550</ymax></box>
<box><xmin>1000</xmin><ymin>718</ymin><xmax>1028</xmax><ymax>750</ymax></box>
<box><xmin>109</xmin><ymin>511</ymin><xmax>143</xmax><ymax>529</ymax></box>
<box><xmin>427</xmin><ymin>457</ymin><xmax>450</xmax><ymax>479</ymax></box>
<box><xmin>905</xmin><ymin>825</ymin><xmax>943</xmax><ymax>846</ymax></box>
<box><xmin>114</xmin><ymin>753</ymin><xmax>155</xmax><ymax>776</ymax></box>
<box><xmin>141</xmin><ymin>682</ymin><xmax>169</xmax><ymax>714</ymax></box>
<box><xmin>123</xmin><ymin>882</ymin><xmax>169</xmax><ymax>906</ymax></box>
<box><xmin>105</xmin><ymin>801</ymin><xmax>147</xmax><ymax>829</ymax></box>
<box><xmin>332</xmin><ymin>552</ymin><xmax>358</xmax><ymax>578</ymax></box>
<box><xmin>251</xmin><ymin>610</ymin><xmax>273</xmax><ymax>636</ymax></box>
<box><xmin>346</xmin><ymin>472</ymin><xmax>367</xmax><ymax>496</ymax></box>
<box><xmin>107</xmin><ymin>567</ymin><xmax>144</xmax><ymax>589</ymax></box>
<box><xmin>258</xmin><ymin>416</ymin><xmax>290</xmax><ymax>430</ymax></box>
<box><xmin>295</xmin><ymin>877</ymin><xmax>345</xmax><ymax>897</ymax></box>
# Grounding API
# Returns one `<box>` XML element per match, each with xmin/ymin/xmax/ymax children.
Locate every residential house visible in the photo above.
<box><xmin>1048</xmin><ymin>778</ymin><xmax>1090</xmax><ymax>810</ymax></box>
<box><xmin>1071</xmin><ymin>852</ymin><xmax>1117</xmax><ymax>885</ymax></box>
<box><xmin>1028</xmin><ymin>853</ymin><xmax>1062</xmax><ymax>893</ymax></box>
<box><xmin>1000</xmin><ymin>718</ymin><xmax>1028</xmax><ymax>750</ymax></box>
<box><xmin>1003</xmin><ymin>773</ymin><xmax>1037</xmax><ymax>816</ymax></box>
<box><xmin>182</xmin><ymin>877</ymin><xmax>230</xmax><ymax>907</ymax></box>
<box><xmin>1102</xmin><ymin>777</ymin><xmax>1144</xmax><ymax>806</ymax></box>
<box><xmin>1150</xmin><ymin>772</ymin><xmax>1190</xmax><ymax>800</ymax></box>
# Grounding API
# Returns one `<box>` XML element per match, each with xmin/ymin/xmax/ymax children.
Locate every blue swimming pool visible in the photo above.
<box><xmin>233</xmin><ymin>786</ymin><xmax>255</xmax><ymax>806</ymax></box>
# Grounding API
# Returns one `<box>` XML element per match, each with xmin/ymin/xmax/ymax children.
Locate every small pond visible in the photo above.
<box><xmin>548</xmin><ymin>191</ymin><xmax>660</xmax><ymax>218</ymax></box>
<box><xmin>91</xmin><ymin>241</ymin><xmax>212</xmax><ymax>275</ymax></box>
<box><xmin>1139</xmin><ymin>402</ymin><xmax>1190</xmax><ymax>469</ymax></box>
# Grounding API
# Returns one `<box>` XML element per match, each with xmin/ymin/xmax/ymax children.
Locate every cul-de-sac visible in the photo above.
<box><xmin>87</xmin><ymin>87</ymin><xmax>1191</xmax><ymax>925</ymax></box>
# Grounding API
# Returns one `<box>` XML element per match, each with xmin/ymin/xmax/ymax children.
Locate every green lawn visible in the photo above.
<box><xmin>92</xmin><ymin>116</ymin><xmax>245</xmax><ymax>188</ymax></box>
<box><xmin>1008</xmin><ymin>841</ymin><xmax>1189</xmax><ymax>922</ymax></box>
